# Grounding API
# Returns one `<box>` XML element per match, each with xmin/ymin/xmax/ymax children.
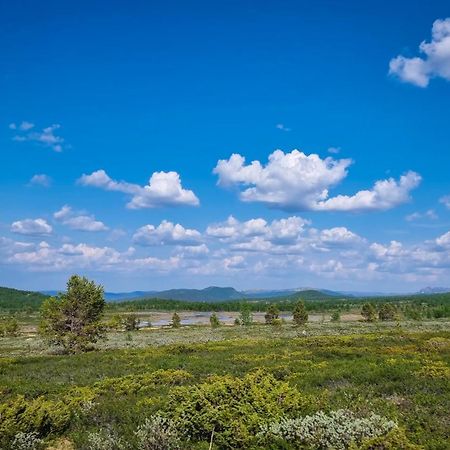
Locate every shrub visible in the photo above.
<box><xmin>331</xmin><ymin>311</ymin><xmax>341</xmax><ymax>322</ymax></box>
<box><xmin>209</xmin><ymin>313</ymin><xmax>220</xmax><ymax>328</ymax></box>
<box><xmin>272</xmin><ymin>318</ymin><xmax>283</xmax><ymax>327</ymax></box>
<box><xmin>265</xmin><ymin>304</ymin><xmax>280</xmax><ymax>325</ymax></box>
<box><xmin>39</xmin><ymin>275</ymin><xmax>105</xmax><ymax>353</ymax></box>
<box><xmin>167</xmin><ymin>370</ymin><xmax>308</xmax><ymax>449</ymax></box>
<box><xmin>357</xmin><ymin>428</ymin><xmax>422</xmax><ymax>449</ymax></box>
<box><xmin>122</xmin><ymin>313</ymin><xmax>140</xmax><ymax>331</ymax></box>
<box><xmin>171</xmin><ymin>312</ymin><xmax>181</xmax><ymax>328</ymax></box>
<box><xmin>292</xmin><ymin>301</ymin><xmax>308</xmax><ymax>325</ymax></box>
<box><xmin>135</xmin><ymin>415</ymin><xmax>181</xmax><ymax>450</ymax></box>
<box><xmin>361</xmin><ymin>303</ymin><xmax>377</xmax><ymax>322</ymax></box>
<box><xmin>258</xmin><ymin>409</ymin><xmax>398</xmax><ymax>450</ymax></box>
<box><xmin>86</xmin><ymin>429</ymin><xmax>127</xmax><ymax>450</ymax></box>
<box><xmin>0</xmin><ymin>395</ymin><xmax>72</xmax><ymax>445</ymax></box>
<box><xmin>11</xmin><ymin>432</ymin><xmax>43</xmax><ymax>450</ymax></box>
<box><xmin>239</xmin><ymin>307</ymin><xmax>253</xmax><ymax>326</ymax></box>
<box><xmin>0</xmin><ymin>316</ymin><xmax>19</xmax><ymax>337</ymax></box>
<box><xmin>107</xmin><ymin>314</ymin><xmax>124</xmax><ymax>330</ymax></box>
<box><xmin>379</xmin><ymin>304</ymin><xmax>397</xmax><ymax>321</ymax></box>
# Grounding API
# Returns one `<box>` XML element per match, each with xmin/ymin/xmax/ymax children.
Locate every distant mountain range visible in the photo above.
<box><xmin>14</xmin><ymin>285</ymin><xmax>450</xmax><ymax>303</ymax></box>
<box><xmin>41</xmin><ymin>286</ymin><xmax>340</xmax><ymax>302</ymax></box>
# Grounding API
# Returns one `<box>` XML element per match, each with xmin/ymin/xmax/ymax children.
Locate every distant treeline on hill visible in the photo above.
<box><xmin>1</xmin><ymin>285</ymin><xmax>450</xmax><ymax>318</ymax></box>
<box><xmin>0</xmin><ymin>287</ymin><xmax>48</xmax><ymax>313</ymax></box>
<box><xmin>107</xmin><ymin>292</ymin><xmax>450</xmax><ymax>316</ymax></box>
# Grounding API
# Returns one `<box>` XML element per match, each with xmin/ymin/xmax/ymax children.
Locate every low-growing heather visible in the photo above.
<box><xmin>135</xmin><ymin>415</ymin><xmax>181</xmax><ymax>450</ymax></box>
<box><xmin>258</xmin><ymin>409</ymin><xmax>399</xmax><ymax>449</ymax></box>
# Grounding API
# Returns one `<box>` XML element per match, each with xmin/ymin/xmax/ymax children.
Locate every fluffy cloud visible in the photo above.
<box><xmin>10</xmin><ymin>218</ymin><xmax>52</xmax><ymax>236</ymax></box>
<box><xmin>133</xmin><ymin>220</ymin><xmax>202</xmax><ymax>246</ymax></box>
<box><xmin>389</xmin><ymin>18</ymin><xmax>450</xmax><ymax>87</ymax></box>
<box><xmin>316</xmin><ymin>171</ymin><xmax>421</xmax><ymax>212</ymax></box>
<box><xmin>214</xmin><ymin>150</ymin><xmax>420</xmax><ymax>212</ymax></box>
<box><xmin>28</xmin><ymin>174</ymin><xmax>52</xmax><ymax>187</ymax></box>
<box><xmin>78</xmin><ymin>169</ymin><xmax>199</xmax><ymax>209</ymax></box>
<box><xmin>53</xmin><ymin>205</ymin><xmax>108</xmax><ymax>232</ymax></box>
<box><xmin>11</xmin><ymin>122</ymin><xmax>66</xmax><ymax>152</ymax></box>
<box><xmin>206</xmin><ymin>215</ymin><xmax>310</xmax><ymax>245</ymax></box>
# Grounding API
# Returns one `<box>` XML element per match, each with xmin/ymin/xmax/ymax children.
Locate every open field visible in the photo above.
<box><xmin>1</xmin><ymin>318</ymin><xmax>449</xmax><ymax>449</ymax></box>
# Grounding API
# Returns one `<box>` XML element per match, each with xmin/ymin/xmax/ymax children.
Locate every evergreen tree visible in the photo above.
<box><xmin>172</xmin><ymin>312</ymin><xmax>181</xmax><ymax>328</ymax></box>
<box><xmin>39</xmin><ymin>275</ymin><xmax>105</xmax><ymax>353</ymax></box>
<box><xmin>361</xmin><ymin>303</ymin><xmax>377</xmax><ymax>322</ymax></box>
<box><xmin>265</xmin><ymin>304</ymin><xmax>280</xmax><ymax>324</ymax></box>
<box><xmin>292</xmin><ymin>301</ymin><xmax>308</xmax><ymax>325</ymax></box>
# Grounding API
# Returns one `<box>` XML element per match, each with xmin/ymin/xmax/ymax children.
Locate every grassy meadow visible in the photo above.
<box><xmin>1</xmin><ymin>305</ymin><xmax>449</xmax><ymax>449</ymax></box>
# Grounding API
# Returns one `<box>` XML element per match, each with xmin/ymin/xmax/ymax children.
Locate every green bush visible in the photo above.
<box><xmin>265</xmin><ymin>304</ymin><xmax>279</xmax><ymax>325</ymax></box>
<box><xmin>331</xmin><ymin>311</ymin><xmax>341</xmax><ymax>322</ymax></box>
<box><xmin>122</xmin><ymin>313</ymin><xmax>140</xmax><ymax>331</ymax></box>
<box><xmin>171</xmin><ymin>312</ymin><xmax>181</xmax><ymax>328</ymax></box>
<box><xmin>379</xmin><ymin>304</ymin><xmax>398</xmax><ymax>321</ymax></box>
<box><xmin>209</xmin><ymin>313</ymin><xmax>220</xmax><ymax>328</ymax></box>
<box><xmin>0</xmin><ymin>316</ymin><xmax>19</xmax><ymax>337</ymax></box>
<box><xmin>292</xmin><ymin>301</ymin><xmax>308</xmax><ymax>325</ymax></box>
<box><xmin>166</xmin><ymin>370</ymin><xmax>309</xmax><ymax>449</ymax></box>
<box><xmin>0</xmin><ymin>396</ymin><xmax>72</xmax><ymax>445</ymax></box>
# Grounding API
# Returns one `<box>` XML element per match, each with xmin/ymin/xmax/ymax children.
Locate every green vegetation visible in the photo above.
<box><xmin>171</xmin><ymin>312</ymin><xmax>181</xmax><ymax>328</ymax></box>
<box><xmin>293</xmin><ymin>300</ymin><xmax>308</xmax><ymax>325</ymax></box>
<box><xmin>361</xmin><ymin>303</ymin><xmax>377</xmax><ymax>322</ymax></box>
<box><xmin>0</xmin><ymin>325</ymin><xmax>448</xmax><ymax>449</ymax></box>
<box><xmin>0</xmin><ymin>286</ymin><xmax>48</xmax><ymax>313</ymax></box>
<box><xmin>39</xmin><ymin>275</ymin><xmax>105</xmax><ymax>353</ymax></box>
<box><xmin>265</xmin><ymin>304</ymin><xmax>280</xmax><ymax>324</ymax></box>
<box><xmin>209</xmin><ymin>312</ymin><xmax>220</xmax><ymax>328</ymax></box>
<box><xmin>1</xmin><ymin>282</ymin><xmax>450</xmax><ymax>448</ymax></box>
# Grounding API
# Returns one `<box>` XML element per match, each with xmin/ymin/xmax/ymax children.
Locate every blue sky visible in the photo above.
<box><xmin>1</xmin><ymin>0</ymin><xmax>450</xmax><ymax>292</ymax></box>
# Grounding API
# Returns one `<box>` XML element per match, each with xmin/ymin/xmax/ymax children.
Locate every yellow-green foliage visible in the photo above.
<box><xmin>0</xmin><ymin>395</ymin><xmax>71</xmax><ymax>443</ymax></box>
<box><xmin>94</xmin><ymin>369</ymin><xmax>192</xmax><ymax>395</ymax></box>
<box><xmin>356</xmin><ymin>428</ymin><xmax>423</xmax><ymax>449</ymax></box>
<box><xmin>417</xmin><ymin>359</ymin><xmax>450</xmax><ymax>379</ymax></box>
<box><xmin>167</xmin><ymin>370</ymin><xmax>310</xmax><ymax>449</ymax></box>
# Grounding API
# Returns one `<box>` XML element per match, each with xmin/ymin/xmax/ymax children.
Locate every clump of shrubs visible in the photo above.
<box><xmin>258</xmin><ymin>409</ymin><xmax>400</xmax><ymax>449</ymax></box>
<box><xmin>135</xmin><ymin>415</ymin><xmax>181</xmax><ymax>450</ymax></box>
<box><xmin>166</xmin><ymin>370</ymin><xmax>309</xmax><ymax>448</ymax></box>
<box><xmin>0</xmin><ymin>316</ymin><xmax>19</xmax><ymax>337</ymax></box>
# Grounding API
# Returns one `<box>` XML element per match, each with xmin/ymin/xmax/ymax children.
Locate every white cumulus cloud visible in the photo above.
<box><xmin>389</xmin><ymin>18</ymin><xmax>450</xmax><ymax>87</ymax></box>
<box><xmin>133</xmin><ymin>220</ymin><xmax>202</xmax><ymax>246</ymax></box>
<box><xmin>10</xmin><ymin>218</ymin><xmax>53</xmax><ymax>236</ymax></box>
<box><xmin>214</xmin><ymin>150</ymin><xmax>420</xmax><ymax>212</ymax></box>
<box><xmin>78</xmin><ymin>169</ymin><xmax>199</xmax><ymax>209</ymax></box>
<box><xmin>53</xmin><ymin>205</ymin><xmax>108</xmax><ymax>232</ymax></box>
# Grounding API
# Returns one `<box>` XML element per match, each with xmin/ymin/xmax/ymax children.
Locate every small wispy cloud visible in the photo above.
<box><xmin>440</xmin><ymin>195</ymin><xmax>450</xmax><ymax>209</ymax></box>
<box><xmin>328</xmin><ymin>147</ymin><xmax>340</xmax><ymax>154</ymax></box>
<box><xmin>275</xmin><ymin>123</ymin><xmax>291</xmax><ymax>132</ymax></box>
<box><xmin>10</xmin><ymin>122</ymin><xmax>66</xmax><ymax>152</ymax></box>
<box><xmin>406</xmin><ymin>209</ymin><xmax>438</xmax><ymax>222</ymax></box>
<box><xmin>28</xmin><ymin>174</ymin><xmax>52</xmax><ymax>187</ymax></box>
